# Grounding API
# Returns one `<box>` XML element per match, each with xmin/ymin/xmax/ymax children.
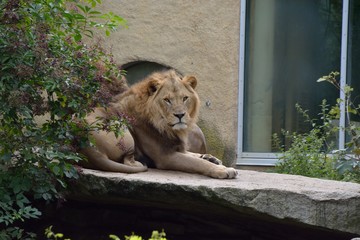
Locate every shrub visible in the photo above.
<box><xmin>273</xmin><ymin>101</ymin><xmax>341</xmax><ymax>180</ymax></box>
<box><xmin>274</xmin><ymin>72</ymin><xmax>360</xmax><ymax>183</ymax></box>
<box><xmin>0</xmin><ymin>0</ymin><xmax>127</xmax><ymax>237</ymax></box>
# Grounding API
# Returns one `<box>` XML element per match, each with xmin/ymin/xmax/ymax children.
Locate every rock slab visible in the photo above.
<box><xmin>67</xmin><ymin>168</ymin><xmax>360</xmax><ymax>235</ymax></box>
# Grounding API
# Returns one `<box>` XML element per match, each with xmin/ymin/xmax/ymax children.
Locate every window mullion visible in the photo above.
<box><xmin>237</xmin><ymin>0</ymin><xmax>246</xmax><ymax>161</ymax></box>
<box><xmin>339</xmin><ymin>0</ymin><xmax>350</xmax><ymax>150</ymax></box>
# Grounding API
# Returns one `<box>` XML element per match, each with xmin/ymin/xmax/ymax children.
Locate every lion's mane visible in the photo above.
<box><xmin>111</xmin><ymin>70</ymin><xmax>200</xmax><ymax>140</ymax></box>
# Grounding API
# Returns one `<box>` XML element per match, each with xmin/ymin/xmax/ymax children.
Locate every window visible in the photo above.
<box><xmin>237</xmin><ymin>0</ymin><xmax>360</xmax><ymax>165</ymax></box>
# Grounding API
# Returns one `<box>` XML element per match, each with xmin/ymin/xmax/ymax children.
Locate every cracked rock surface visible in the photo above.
<box><xmin>67</xmin><ymin>168</ymin><xmax>360</xmax><ymax>235</ymax></box>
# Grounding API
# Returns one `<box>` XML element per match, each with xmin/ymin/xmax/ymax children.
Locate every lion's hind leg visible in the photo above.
<box><xmin>123</xmin><ymin>153</ymin><xmax>146</xmax><ymax>168</ymax></box>
<box><xmin>80</xmin><ymin>147</ymin><xmax>147</xmax><ymax>173</ymax></box>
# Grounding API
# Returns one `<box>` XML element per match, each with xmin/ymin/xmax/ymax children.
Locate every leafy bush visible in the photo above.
<box><xmin>0</xmin><ymin>0</ymin><xmax>127</xmax><ymax>237</ymax></box>
<box><xmin>273</xmin><ymin>72</ymin><xmax>360</xmax><ymax>183</ymax></box>
<box><xmin>273</xmin><ymin>101</ymin><xmax>341</xmax><ymax>180</ymax></box>
<box><xmin>318</xmin><ymin>72</ymin><xmax>360</xmax><ymax>179</ymax></box>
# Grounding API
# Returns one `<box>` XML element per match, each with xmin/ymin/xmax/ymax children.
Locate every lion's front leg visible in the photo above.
<box><xmin>186</xmin><ymin>152</ymin><xmax>222</xmax><ymax>165</ymax></box>
<box><xmin>157</xmin><ymin>152</ymin><xmax>238</xmax><ymax>179</ymax></box>
<box><xmin>200</xmin><ymin>154</ymin><xmax>222</xmax><ymax>165</ymax></box>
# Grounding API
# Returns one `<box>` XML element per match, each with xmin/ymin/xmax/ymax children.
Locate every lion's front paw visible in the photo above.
<box><xmin>225</xmin><ymin>167</ymin><xmax>238</xmax><ymax>179</ymax></box>
<box><xmin>200</xmin><ymin>154</ymin><xmax>222</xmax><ymax>165</ymax></box>
<box><xmin>210</xmin><ymin>166</ymin><xmax>238</xmax><ymax>179</ymax></box>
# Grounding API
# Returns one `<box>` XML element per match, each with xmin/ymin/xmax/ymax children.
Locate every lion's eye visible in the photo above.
<box><xmin>183</xmin><ymin>96</ymin><xmax>189</xmax><ymax>102</ymax></box>
<box><xmin>164</xmin><ymin>98</ymin><xmax>171</xmax><ymax>104</ymax></box>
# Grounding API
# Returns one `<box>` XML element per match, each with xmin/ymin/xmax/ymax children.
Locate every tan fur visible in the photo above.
<box><xmin>80</xmin><ymin>70</ymin><xmax>237</xmax><ymax>179</ymax></box>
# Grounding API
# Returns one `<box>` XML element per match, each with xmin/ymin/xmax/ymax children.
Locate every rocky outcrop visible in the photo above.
<box><xmin>67</xmin><ymin>168</ymin><xmax>360</xmax><ymax>236</ymax></box>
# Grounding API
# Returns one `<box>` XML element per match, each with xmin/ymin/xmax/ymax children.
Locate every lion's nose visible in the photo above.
<box><xmin>174</xmin><ymin>113</ymin><xmax>185</xmax><ymax>120</ymax></box>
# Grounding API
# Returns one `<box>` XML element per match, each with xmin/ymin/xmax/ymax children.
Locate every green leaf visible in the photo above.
<box><xmin>336</xmin><ymin>158</ymin><xmax>357</xmax><ymax>175</ymax></box>
<box><xmin>109</xmin><ymin>234</ymin><xmax>121</xmax><ymax>240</ymax></box>
<box><xmin>76</xmin><ymin>4</ymin><xmax>87</xmax><ymax>14</ymax></box>
<box><xmin>317</xmin><ymin>77</ymin><xmax>328</xmax><ymax>82</ymax></box>
<box><xmin>55</xmin><ymin>233</ymin><xmax>64</xmax><ymax>238</ymax></box>
<box><xmin>74</xmin><ymin>33</ymin><xmax>82</xmax><ymax>42</ymax></box>
<box><xmin>51</xmin><ymin>165</ymin><xmax>61</xmax><ymax>175</ymax></box>
<box><xmin>89</xmin><ymin>10</ymin><xmax>101</xmax><ymax>15</ymax></box>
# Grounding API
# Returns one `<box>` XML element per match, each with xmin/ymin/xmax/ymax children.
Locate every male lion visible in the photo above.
<box><xmin>80</xmin><ymin>70</ymin><xmax>238</xmax><ymax>179</ymax></box>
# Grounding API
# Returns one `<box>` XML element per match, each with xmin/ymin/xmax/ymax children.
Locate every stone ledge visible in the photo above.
<box><xmin>67</xmin><ymin>168</ymin><xmax>360</xmax><ymax>235</ymax></box>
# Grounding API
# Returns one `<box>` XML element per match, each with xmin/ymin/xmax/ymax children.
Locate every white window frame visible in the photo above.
<box><xmin>236</xmin><ymin>0</ymin><xmax>350</xmax><ymax>166</ymax></box>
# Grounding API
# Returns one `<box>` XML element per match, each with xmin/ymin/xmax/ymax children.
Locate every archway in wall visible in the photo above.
<box><xmin>122</xmin><ymin>61</ymin><xmax>173</xmax><ymax>85</ymax></box>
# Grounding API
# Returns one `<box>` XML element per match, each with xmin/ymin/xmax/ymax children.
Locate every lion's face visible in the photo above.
<box><xmin>142</xmin><ymin>70</ymin><xmax>200</xmax><ymax>135</ymax></box>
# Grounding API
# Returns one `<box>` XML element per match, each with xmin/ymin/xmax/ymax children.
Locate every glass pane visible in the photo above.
<box><xmin>243</xmin><ymin>0</ymin><xmax>341</xmax><ymax>152</ymax></box>
<box><xmin>348</xmin><ymin>0</ymin><xmax>360</xmax><ymax>123</ymax></box>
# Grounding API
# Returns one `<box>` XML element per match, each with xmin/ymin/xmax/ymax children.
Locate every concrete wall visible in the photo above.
<box><xmin>97</xmin><ymin>0</ymin><xmax>241</xmax><ymax>165</ymax></box>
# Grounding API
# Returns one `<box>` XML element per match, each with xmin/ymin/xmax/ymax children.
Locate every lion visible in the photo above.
<box><xmin>80</xmin><ymin>70</ymin><xmax>238</xmax><ymax>179</ymax></box>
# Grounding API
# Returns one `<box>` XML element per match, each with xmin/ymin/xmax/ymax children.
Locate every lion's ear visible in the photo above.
<box><xmin>183</xmin><ymin>75</ymin><xmax>197</xmax><ymax>90</ymax></box>
<box><xmin>147</xmin><ymin>79</ymin><xmax>160</xmax><ymax>95</ymax></box>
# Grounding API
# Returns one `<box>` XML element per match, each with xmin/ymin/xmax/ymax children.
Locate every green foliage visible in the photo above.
<box><xmin>274</xmin><ymin>72</ymin><xmax>360</xmax><ymax>183</ymax></box>
<box><xmin>0</xmin><ymin>0</ymin><xmax>127</xmax><ymax>237</ymax></box>
<box><xmin>0</xmin><ymin>227</ymin><xmax>37</xmax><ymax>240</ymax></box>
<box><xmin>273</xmin><ymin>101</ymin><xmax>341</xmax><ymax>180</ymax></box>
<box><xmin>45</xmin><ymin>226</ymin><xmax>70</xmax><ymax>240</ymax></box>
<box><xmin>45</xmin><ymin>226</ymin><xmax>167</xmax><ymax>240</ymax></box>
<box><xmin>148</xmin><ymin>230</ymin><xmax>167</xmax><ymax>240</ymax></box>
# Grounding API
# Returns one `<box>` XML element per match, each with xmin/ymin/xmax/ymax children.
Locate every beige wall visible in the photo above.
<box><xmin>98</xmin><ymin>0</ymin><xmax>240</xmax><ymax>166</ymax></box>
